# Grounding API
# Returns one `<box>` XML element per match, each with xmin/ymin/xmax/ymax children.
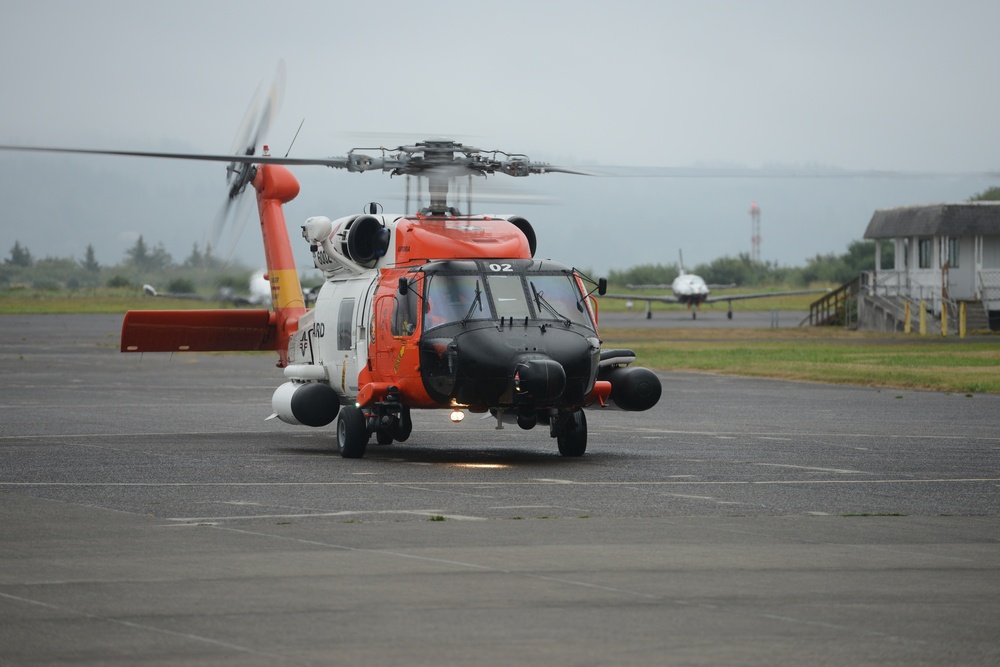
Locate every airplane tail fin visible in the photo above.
<box><xmin>678</xmin><ymin>249</ymin><xmax>686</xmax><ymax>276</ymax></box>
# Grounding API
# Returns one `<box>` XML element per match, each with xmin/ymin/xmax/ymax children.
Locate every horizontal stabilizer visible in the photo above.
<box><xmin>121</xmin><ymin>309</ymin><xmax>277</xmax><ymax>352</ymax></box>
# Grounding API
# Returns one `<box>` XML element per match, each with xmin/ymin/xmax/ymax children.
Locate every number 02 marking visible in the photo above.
<box><xmin>488</xmin><ymin>263</ymin><xmax>513</xmax><ymax>272</ymax></box>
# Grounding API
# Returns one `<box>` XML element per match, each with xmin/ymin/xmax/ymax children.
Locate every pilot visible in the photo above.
<box><xmin>423</xmin><ymin>298</ymin><xmax>447</xmax><ymax>329</ymax></box>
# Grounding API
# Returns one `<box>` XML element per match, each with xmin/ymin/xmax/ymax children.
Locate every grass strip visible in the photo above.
<box><xmin>602</xmin><ymin>327</ymin><xmax>1000</xmax><ymax>394</ymax></box>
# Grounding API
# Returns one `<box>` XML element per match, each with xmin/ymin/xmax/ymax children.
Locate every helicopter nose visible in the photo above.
<box><xmin>513</xmin><ymin>354</ymin><xmax>566</xmax><ymax>402</ymax></box>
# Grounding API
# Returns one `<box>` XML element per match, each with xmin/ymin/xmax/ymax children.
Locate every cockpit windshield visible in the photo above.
<box><xmin>422</xmin><ymin>269</ymin><xmax>594</xmax><ymax>331</ymax></box>
<box><xmin>524</xmin><ymin>274</ymin><xmax>594</xmax><ymax>328</ymax></box>
<box><xmin>424</xmin><ymin>274</ymin><xmax>494</xmax><ymax>329</ymax></box>
<box><xmin>487</xmin><ymin>274</ymin><xmax>530</xmax><ymax>319</ymax></box>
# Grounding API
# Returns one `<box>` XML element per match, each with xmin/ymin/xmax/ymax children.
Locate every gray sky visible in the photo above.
<box><xmin>2</xmin><ymin>0</ymin><xmax>999</xmax><ymax>273</ymax></box>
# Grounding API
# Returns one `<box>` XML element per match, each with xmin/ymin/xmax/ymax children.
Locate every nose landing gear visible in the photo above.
<box><xmin>552</xmin><ymin>408</ymin><xmax>587</xmax><ymax>457</ymax></box>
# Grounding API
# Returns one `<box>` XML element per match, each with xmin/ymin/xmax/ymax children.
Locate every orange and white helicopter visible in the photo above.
<box><xmin>1</xmin><ymin>90</ymin><xmax>661</xmax><ymax>459</ymax></box>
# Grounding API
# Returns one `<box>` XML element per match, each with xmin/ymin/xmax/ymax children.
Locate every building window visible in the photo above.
<box><xmin>918</xmin><ymin>238</ymin><xmax>932</xmax><ymax>269</ymax></box>
<box><xmin>947</xmin><ymin>238</ymin><xmax>960</xmax><ymax>268</ymax></box>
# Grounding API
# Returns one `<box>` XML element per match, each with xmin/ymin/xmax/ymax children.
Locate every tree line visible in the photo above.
<box><xmin>7</xmin><ymin>183</ymin><xmax>998</xmax><ymax>293</ymax></box>
<box><xmin>607</xmin><ymin>187</ymin><xmax>1000</xmax><ymax>288</ymax></box>
<box><xmin>5</xmin><ymin>234</ymin><xmax>882</xmax><ymax>293</ymax></box>
<box><xmin>607</xmin><ymin>239</ymin><xmax>889</xmax><ymax>288</ymax></box>
<box><xmin>1</xmin><ymin>236</ymin><xmax>252</xmax><ymax>294</ymax></box>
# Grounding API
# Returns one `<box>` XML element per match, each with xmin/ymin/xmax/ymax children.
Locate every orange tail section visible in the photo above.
<box><xmin>253</xmin><ymin>163</ymin><xmax>306</xmax><ymax>366</ymax></box>
<box><xmin>121</xmin><ymin>163</ymin><xmax>306</xmax><ymax>365</ymax></box>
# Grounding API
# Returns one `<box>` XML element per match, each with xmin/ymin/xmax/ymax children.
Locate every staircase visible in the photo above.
<box><xmin>809</xmin><ymin>277</ymin><xmax>860</xmax><ymax>327</ymax></box>
<box><xmin>960</xmin><ymin>301</ymin><xmax>991</xmax><ymax>332</ymax></box>
<box><xmin>810</xmin><ymin>275</ymin><xmax>998</xmax><ymax>333</ymax></box>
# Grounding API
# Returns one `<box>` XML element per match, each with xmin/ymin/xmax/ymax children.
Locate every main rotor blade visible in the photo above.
<box><xmin>0</xmin><ymin>144</ymin><xmax>355</xmax><ymax>169</ymax></box>
<box><xmin>0</xmin><ymin>142</ymin><xmax>590</xmax><ymax>179</ymax></box>
<box><xmin>584</xmin><ymin>165</ymin><xmax>1000</xmax><ymax>179</ymax></box>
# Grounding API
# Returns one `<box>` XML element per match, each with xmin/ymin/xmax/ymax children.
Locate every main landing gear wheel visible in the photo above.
<box><xmin>337</xmin><ymin>405</ymin><xmax>369</xmax><ymax>459</ymax></box>
<box><xmin>556</xmin><ymin>409</ymin><xmax>587</xmax><ymax>457</ymax></box>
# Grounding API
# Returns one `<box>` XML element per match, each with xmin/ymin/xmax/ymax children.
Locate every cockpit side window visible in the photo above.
<box><xmin>424</xmin><ymin>274</ymin><xmax>493</xmax><ymax>330</ymax></box>
<box><xmin>391</xmin><ymin>288</ymin><xmax>418</xmax><ymax>337</ymax></box>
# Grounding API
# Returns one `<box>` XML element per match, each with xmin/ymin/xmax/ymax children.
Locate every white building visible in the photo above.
<box><xmin>862</xmin><ymin>202</ymin><xmax>1000</xmax><ymax>330</ymax></box>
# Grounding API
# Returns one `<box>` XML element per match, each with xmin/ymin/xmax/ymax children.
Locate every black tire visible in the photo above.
<box><xmin>393</xmin><ymin>406</ymin><xmax>413</xmax><ymax>442</ymax></box>
<box><xmin>557</xmin><ymin>409</ymin><xmax>587</xmax><ymax>457</ymax></box>
<box><xmin>375</xmin><ymin>430</ymin><xmax>393</xmax><ymax>446</ymax></box>
<box><xmin>337</xmin><ymin>406</ymin><xmax>368</xmax><ymax>458</ymax></box>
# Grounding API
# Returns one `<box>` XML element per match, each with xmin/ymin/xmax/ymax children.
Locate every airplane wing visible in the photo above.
<box><xmin>602</xmin><ymin>293</ymin><xmax>681</xmax><ymax>304</ymax></box>
<box><xmin>703</xmin><ymin>289</ymin><xmax>828</xmax><ymax>303</ymax></box>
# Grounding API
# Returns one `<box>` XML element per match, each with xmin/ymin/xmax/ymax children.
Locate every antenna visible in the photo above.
<box><xmin>749</xmin><ymin>202</ymin><xmax>761</xmax><ymax>262</ymax></box>
<box><xmin>284</xmin><ymin>119</ymin><xmax>305</xmax><ymax>158</ymax></box>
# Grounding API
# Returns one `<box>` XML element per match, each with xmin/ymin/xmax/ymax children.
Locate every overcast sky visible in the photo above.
<box><xmin>2</xmin><ymin>0</ymin><xmax>999</xmax><ymax>273</ymax></box>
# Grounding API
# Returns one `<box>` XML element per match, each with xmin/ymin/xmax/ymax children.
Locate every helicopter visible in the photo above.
<box><xmin>0</xmin><ymin>82</ymin><xmax>662</xmax><ymax>459</ymax></box>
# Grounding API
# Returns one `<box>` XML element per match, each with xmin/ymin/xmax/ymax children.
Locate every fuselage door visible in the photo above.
<box><xmin>373</xmin><ymin>287</ymin><xmax>420</xmax><ymax>379</ymax></box>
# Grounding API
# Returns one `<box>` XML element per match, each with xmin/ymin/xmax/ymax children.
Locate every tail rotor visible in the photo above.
<box><xmin>209</xmin><ymin>61</ymin><xmax>287</xmax><ymax>261</ymax></box>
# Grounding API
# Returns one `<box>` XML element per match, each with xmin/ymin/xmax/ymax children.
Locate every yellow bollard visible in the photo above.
<box><xmin>904</xmin><ymin>300</ymin><xmax>911</xmax><ymax>334</ymax></box>
<box><xmin>960</xmin><ymin>302</ymin><xmax>967</xmax><ymax>339</ymax></box>
<box><xmin>919</xmin><ymin>300</ymin><xmax>926</xmax><ymax>336</ymax></box>
<box><xmin>941</xmin><ymin>301</ymin><xmax>948</xmax><ymax>337</ymax></box>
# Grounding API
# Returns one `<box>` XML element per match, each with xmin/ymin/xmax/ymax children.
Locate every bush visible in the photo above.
<box><xmin>107</xmin><ymin>275</ymin><xmax>132</xmax><ymax>288</ymax></box>
<box><xmin>166</xmin><ymin>278</ymin><xmax>196</xmax><ymax>294</ymax></box>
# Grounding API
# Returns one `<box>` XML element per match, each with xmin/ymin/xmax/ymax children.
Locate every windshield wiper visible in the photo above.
<box><xmin>461</xmin><ymin>280</ymin><xmax>483</xmax><ymax>325</ymax></box>
<box><xmin>530</xmin><ymin>281</ymin><xmax>571</xmax><ymax>325</ymax></box>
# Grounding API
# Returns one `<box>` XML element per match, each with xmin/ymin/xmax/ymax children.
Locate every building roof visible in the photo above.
<box><xmin>864</xmin><ymin>202</ymin><xmax>1000</xmax><ymax>239</ymax></box>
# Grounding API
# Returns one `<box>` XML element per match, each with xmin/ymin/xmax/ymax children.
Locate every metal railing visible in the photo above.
<box><xmin>809</xmin><ymin>277</ymin><xmax>859</xmax><ymax>326</ymax></box>
<box><xmin>977</xmin><ymin>269</ymin><xmax>1000</xmax><ymax>304</ymax></box>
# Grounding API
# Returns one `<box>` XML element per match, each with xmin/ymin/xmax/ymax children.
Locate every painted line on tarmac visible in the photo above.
<box><xmin>601</xmin><ymin>427</ymin><xmax>1000</xmax><ymax>442</ymax></box>
<box><xmin>754</xmin><ymin>463</ymin><xmax>868</xmax><ymax>474</ymax></box>
<box><xmin>164</xmin><ymin>509</ymin><xmax>487</xmax><ymax>522</ymax></box>
<box><xmin>0</xmin><ymin>591</ymin><xmax>287</xmax><ymax>660</ymax></box>
<box><xmin>4</xmin><ymin>429</ymin><xmax>1000</xmax><ymax>442</ymax></box>
<box><xmin>3</xmin><ymin>478</ymin><xmax>1000</xmax><ymax>487</ymax></box>
<box><xmin>203</xmin><ymin>524</ymin><xmax>928</xmax><ymax>647</ymax></box>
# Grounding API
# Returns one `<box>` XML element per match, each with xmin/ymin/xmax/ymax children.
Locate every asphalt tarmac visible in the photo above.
<box><xmin>600</xmin><ymin>308</ymin><xmax>811</xmax><ymax>328</ymax></box>
<box><xmin>2</xmin><ymin>314</ymin><xmax>998</xmax><ymax>665</ymax></box>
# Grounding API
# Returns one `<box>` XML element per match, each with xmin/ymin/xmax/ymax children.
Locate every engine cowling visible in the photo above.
<box><xmin>271</xmin><ymin>381</ymin><xmax>341</xmax><ymax>427</ymax></box>
<box><xmin>345</xmin><ymin>215</ymin><xmax>390</xmax><ymax>264</ymax></box>
<box><xmin>507</xmin><ymin>216</ymin><xmax>536</xmax><ymax>257</ymax></box>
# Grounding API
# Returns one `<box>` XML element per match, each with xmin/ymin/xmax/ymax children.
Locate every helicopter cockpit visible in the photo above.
<box><xmin>415</xmin><ymin>260</ymin><xmax>596</xmax><ymax>333</ymax></box>
<box><xmin>403</xmin><ymin>259</ymin><xmax>601</xmax><ymax>410</ymax></box>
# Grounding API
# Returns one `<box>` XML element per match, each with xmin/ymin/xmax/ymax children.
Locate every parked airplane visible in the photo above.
<box><xmin>602</xmin><ymin>252</ymin><xmax>825</xmax><ymax>319</ymax></box>
<box><xmin>143</xmin><ymin>270</ymin><xmax>273</xmax><ymax>306</ymax></box>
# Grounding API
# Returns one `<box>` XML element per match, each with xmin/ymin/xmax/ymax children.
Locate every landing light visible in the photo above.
<box><xmin>450</xmin><ymin>410</ymin><xmax>465</xmax><ymax>423</ymax></box>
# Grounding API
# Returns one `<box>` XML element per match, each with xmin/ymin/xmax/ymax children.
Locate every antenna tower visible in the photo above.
<box><xmin>749</xmin><ymin>202</ymin><xmax>761</xmax><ymax>262</ymax></box>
